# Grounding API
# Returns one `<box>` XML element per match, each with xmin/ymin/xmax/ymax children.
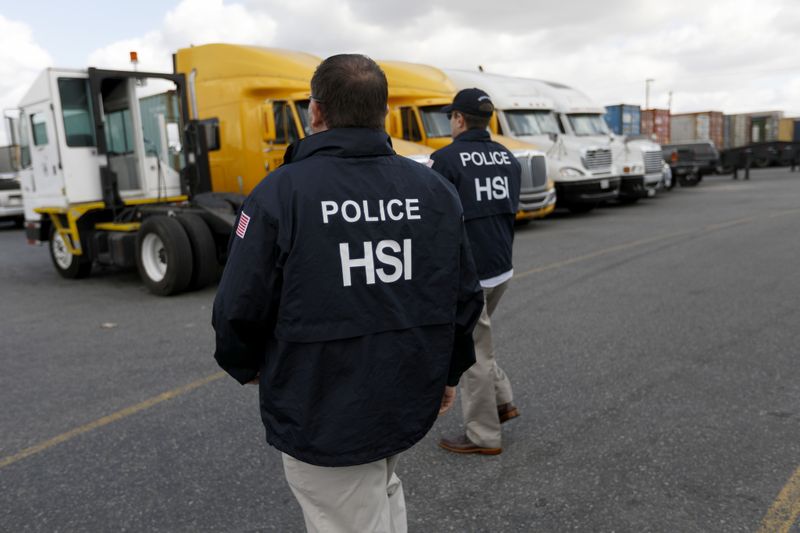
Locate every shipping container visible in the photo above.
<box><xmin>670</xmin><ymin>111</ymin><xmax>723</xmax><ymax>148</ymax></box>
<box><xmin>748</xmin><ymin>111</ymin><xmax>782</xmax><ymax>143</ymax></box>
<box><xmin>778</xmin><ymin>118</ymin><xmax>795</xmax><ymax>142</ymax></box>
<box><xmin>722</xmin><ymin>114</ymin><xmax>751</xmax><ymax>149</ymax></box>
<box><xmin>604</xmin><ymin>104</ymin><xmax>641</xmax><ymax>135</ymax></box>
<box><xmin>640</xmin><ymin>108</ymin><xmax>669</xmax><ymax>144</ymax></box>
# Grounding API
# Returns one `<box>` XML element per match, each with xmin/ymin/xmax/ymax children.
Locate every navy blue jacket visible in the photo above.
<box><xmin>430</xmin><ymin>129</ymin><xmax>521</xmax><ymax>281</ymax></box>
<box><xmin>212</xmin><ymin>128</ymin><xmax>484</xmax><ymax>467</ymax></box>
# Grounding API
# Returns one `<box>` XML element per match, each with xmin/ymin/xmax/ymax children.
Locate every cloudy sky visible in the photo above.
<box><xmin>1</xmin><ymin>0</ymin><xmax>799</xmax><ymax>143</ymax></box>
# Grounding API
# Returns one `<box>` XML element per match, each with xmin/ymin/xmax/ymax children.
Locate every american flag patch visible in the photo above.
<box><xmin>236</xmin><ymin>211</ymin><xmax>251</xmax><ymax>239</ymax></box>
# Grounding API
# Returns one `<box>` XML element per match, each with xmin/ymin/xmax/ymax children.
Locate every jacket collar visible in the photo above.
<box><xmin>284</xmin><ymin>128</ymin><xmax>396</xmax><ymax>164</ymax></box>
<box><xmin>454</xmin><ymin>128</ymin><xmax>491</xmax><ymax>142</ymax></box>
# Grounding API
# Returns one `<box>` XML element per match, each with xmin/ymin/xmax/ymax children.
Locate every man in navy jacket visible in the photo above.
<box><xmin>213</xmin><ymin>54</ymin><xmax>483</xmax><ymax>532</ymax></box>
<box><xmin>430</xmin><ymin>88</ymin><xmax>522</xmax><ymax>456</ymax></box>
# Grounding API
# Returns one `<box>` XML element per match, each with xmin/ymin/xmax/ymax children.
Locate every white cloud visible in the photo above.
<box><xmin>87</xmin><ymin>0</ymin><xmax>278</xmax><ymax>73</ymax></box>
<box><xmin>0</xmin><ymin>15</ymin><xmax>52</xmax><ymax>145</ymax></box>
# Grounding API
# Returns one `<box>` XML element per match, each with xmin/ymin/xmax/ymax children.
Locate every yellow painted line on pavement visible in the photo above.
<box><xmin>702</xmin><ymin>215</ymin><xmax>759</xmax><ymax>231</ymax></box>
<box><xmin>769</xmin><ymin>207</ymin><xmax>800</xmax><ymax>219</ymax></box>
<box><xmin>515</xmin><ymin>207</ymin><xmax>800</xmax><ymax>282</ymax></box>
<box><xmin>758</xmin><ymin>466</ymin><xmax>800</xmax><ymax>533</ymax></box>
<box><xmin>0</xmin><ymin>371</ymin><xmax>226</xmax><ymax>470</ymax></box>
<box><xmin>514</xmin><ymin>229</ymin><xmax>692</xmax><ymax>280</ymax></box>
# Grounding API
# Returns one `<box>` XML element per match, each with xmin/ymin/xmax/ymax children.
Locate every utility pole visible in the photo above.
<box><xmin>645</xmin><ymin>78</ymin><xmax>654</xmax><ymax>110</ymax></box>
<box><xmin>667</xmin><ymin>90</ymin><xmax>673</xmax><ymax>112</ymax></box>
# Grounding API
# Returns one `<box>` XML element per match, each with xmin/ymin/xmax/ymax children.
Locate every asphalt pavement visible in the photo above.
<box><xmin>1</xmin><ymin>168</ymin><xmax>799</xmax><ymax>532</ymax></box>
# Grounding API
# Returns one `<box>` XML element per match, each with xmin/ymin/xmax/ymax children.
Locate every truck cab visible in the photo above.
<box><xmin>16</xmin><ymin>65</ymin><xmax>234</xmax><ymax>295</ymax></box>
<box><xmin>18</xmin><ymin>68</ymin><xmax>188</xmax><ymax>240</ymax></box>
<box><xmin>379</xmin><ymin>60</ymin><xmax>556</xmax><ymax>220</ymax></box>
<box><xmin>610</xmin><ymin>135</ymin><xmax>665</xmax><ymax>201</ymax></box>
<box><xmin>445</xmin><ymin>71</ymin><xmax>620</xmax><ymax>214</ymax></box>
<box><xmin>174</xmin><ymin>44</ymin><xmax>432</xmax><ymax>197</ymax></box>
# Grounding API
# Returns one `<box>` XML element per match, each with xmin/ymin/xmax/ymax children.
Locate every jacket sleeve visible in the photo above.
<box><xmin>447</xmin><ymin>221</ymin><xmax>484</xmax><ymax>386</ymax></box>
<box><xmin>212</xmin><ymin>200</ymin><xmax>282</xmax><ymax>384</ymax></box>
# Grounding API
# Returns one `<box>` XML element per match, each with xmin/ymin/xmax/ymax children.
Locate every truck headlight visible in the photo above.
<box><xmin>559</xmin><ymin>167</ymin><xmax>584</xmax><ymax>177</ymax></box>
<box><xmin>623</xmin><ymin>164</ymin><xmax>643</xmax><ymax>174</ymax></box>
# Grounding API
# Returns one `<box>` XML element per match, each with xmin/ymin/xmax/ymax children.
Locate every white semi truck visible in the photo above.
<box><xmin>445</xmin><ymin>70</ymin><xmax>620</xmax><ymax>213</ymax></box>
<box><xmin>610</xmin><ymin>135</ymin><xmax>667</xmax><ymax>201</ymax></box>
<box><xmin>15</xmin><ymin>66</ymin><xmax>233</xmax><ymax>295</ymax></box>
<box><xmin>533</xmin><ymin>80</ymin><xmax>665</xmax><ymax>203</ymax></box>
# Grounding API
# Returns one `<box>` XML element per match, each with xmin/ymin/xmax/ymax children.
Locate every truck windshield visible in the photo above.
<box><xmin>419</xmin><ymin>105</ymin><xmax>451</xmax><ymax>138</ymax></box>
<box><xmin>504</xmin><ymin>110</ymin><xmax>560</xmax><ymax>136</ymax></box>
<box><xmin>567</xmin><ymin>114</ymin><xmax>610</xmax><ymax>136</ymax></box>
<box><xmin>295</xmin><ymin>100</ymin><xmax>312</xmax><ymax>137</ymax></box>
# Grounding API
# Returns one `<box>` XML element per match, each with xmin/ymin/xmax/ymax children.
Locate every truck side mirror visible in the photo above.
<box><xmin>263</xmin><ymin>102</ymin><xmax>277</xmax><ymax>142</ymax></box>
<box><xmin>198</xmin><ymin>118</ymin><xmax>220</xmax><ymax>151</ymax></box>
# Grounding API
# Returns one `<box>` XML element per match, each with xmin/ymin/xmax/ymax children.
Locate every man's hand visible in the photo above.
<box><xmin>438</xmin><ymin>386</ymin><xmax>456</xmax><ymax>416</ymax></box>
<box><xmin>246</xmin><ymin>373</ymin><xmax>260</xmax><ymax>385</ymax></box>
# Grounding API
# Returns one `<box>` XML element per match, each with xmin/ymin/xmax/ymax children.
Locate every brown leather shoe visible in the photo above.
<box><xmin>498</xmin><ymin>402</ymin><xmax>519</xmax><ymax>424</ymax></box>
<box><xmin>438</xmin><ymin>434</ymin><xmax>502</xmax><ymax>455</ymax></box>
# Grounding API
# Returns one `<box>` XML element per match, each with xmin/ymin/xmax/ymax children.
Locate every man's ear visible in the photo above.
<box><xmin>310</xmin><ymin>99</ymin><xmax>327</xmax><ymax>133</ymax></box>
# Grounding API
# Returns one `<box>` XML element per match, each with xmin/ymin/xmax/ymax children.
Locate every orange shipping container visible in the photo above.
<box><xmin>641</xmin><ymin>109</ymin><xmax>670</xmax><ymax>145</ymax></box>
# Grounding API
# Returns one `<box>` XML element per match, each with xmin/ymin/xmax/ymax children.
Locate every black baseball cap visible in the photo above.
<box><xmin>441</xmin><ymin>88</ymin><xmax>494</xmax><ymax>117</ymax></box>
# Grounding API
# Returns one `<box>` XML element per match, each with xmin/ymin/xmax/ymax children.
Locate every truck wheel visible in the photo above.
<box><xmin>49</xmin><ymin>226</ymin><xmax>92</xmax><ymax>279</ymax></box>
<box><xmin>678</xmin><ymin>173</ymin><xmax>700</xmax><ymax>187</ymax></box>
<box><xmin>177</xmin><ymin>214</ymin><xmax>218</xmax><ymax>290</ymax></box>
<box><xmin>136</xmin><ymin>216</ymin><xmax>193</xmax><ymax>296</ymax></box>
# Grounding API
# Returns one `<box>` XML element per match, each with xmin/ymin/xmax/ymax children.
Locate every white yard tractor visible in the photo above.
<box><xmin>16</xmin><ymin>67</ymin><xmax>235</xmax><ymax>295</ymax></box>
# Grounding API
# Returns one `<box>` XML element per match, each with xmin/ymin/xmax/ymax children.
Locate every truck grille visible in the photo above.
<box><xmin>582</xmin><ymin>148</ymin><xmax>612</xmax><ymax>172</ymax></box>
<box><xmin>515</xmin><ymin>152</ymin><xmax>548</xmax><ymax>192</ymax></box>
<box><xmin>644</xmin><ymin>151</ymin><xmax>663</xmax><ymax>174</ymax></box>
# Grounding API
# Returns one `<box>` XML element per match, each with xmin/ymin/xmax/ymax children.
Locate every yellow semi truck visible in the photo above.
<box><xmin>378</xmin><ymin>60</ymin><xmax>556</xmax><ymax>220</ymax></box>
<box><xmin>174</xmin><ymin>44</ymin><xmax>432</xmax><ymax>196</ymax></box>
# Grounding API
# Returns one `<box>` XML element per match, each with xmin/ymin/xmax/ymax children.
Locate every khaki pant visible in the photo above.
<box><xmin>460</xmin><ymin>281</ymin><xmax>513</xmax><ymax>448</ymax></box>
<box><xmin>282</xmin><ymin>453</ymin><xmax>407</xmax><ymax>533</ymax></box>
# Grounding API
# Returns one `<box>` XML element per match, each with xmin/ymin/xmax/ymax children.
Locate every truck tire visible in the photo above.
<box><xmin>136</xmin><ymin>216</ymin><xmax>193</xmax><ymax>296</ymax></box>
<box><xmin>177</xmin><ymin>214</ymin><xmax>218</xmax><ymax>291</ymax></box>
<box><xmin>49</xmin><ymin>226</ymin><xmax>92</xmax><ymax>279</ymax></box>
<box><xmin>678</xmin><ymin>173</ymin><xmax>700</xmax><ymax>187</ymax></box>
